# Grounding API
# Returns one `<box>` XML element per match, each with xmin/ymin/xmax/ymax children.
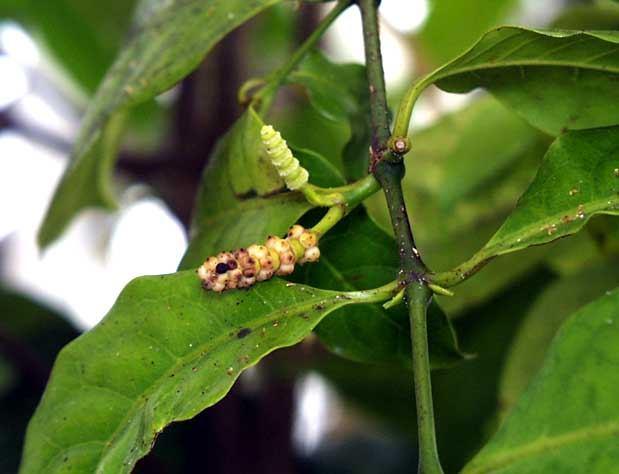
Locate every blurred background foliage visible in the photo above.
<box><xmin>1</xmin><ymin>0</ymin><xmax>619</xmax><ymax>473</ymax></box>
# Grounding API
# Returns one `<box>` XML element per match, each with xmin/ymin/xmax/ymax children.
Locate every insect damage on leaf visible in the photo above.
<box><xmin>198</xmin><ymin>225</ymin><xmax>320</xmax><ymax>292</ymax></box>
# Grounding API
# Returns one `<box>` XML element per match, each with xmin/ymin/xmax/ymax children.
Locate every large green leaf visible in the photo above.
<box><xmin>401</xmin><ymin>27</ymin><xmax>619</xmax><ymax>136</ymax></box>
<box><xmin>461</xmin><ymin>126</ymin><xmax>619</xmax><ymax>269</ymax></box>
<box><xmin>38</xmin><ymin>0</ymin><xmax>282</xmax><ymax>248</ymax></box>
<box><xmin>498</xmin><ymin>261</ymin><xmax>619</xmax><ymax>413</ymax></box>
<box><xmin>463</xmin><ymin>288</ymin><xmax>619</xmax><ymax>474</ymax></box>
<box><xmin>20</xmin><ymin>272</ymin><xmax>390</xmax><ymax>474</ymax></box>
<box><xmin>294</xmin><ymin>209</ymin><xmax>466</xmax><ymax>368</ymax></box>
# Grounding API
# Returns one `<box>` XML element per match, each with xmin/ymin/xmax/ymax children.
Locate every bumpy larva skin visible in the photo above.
<box><xmin>198</xmin><ymin>225</ymin><xmax>320</xmax><ymax>292</ymax></box>
<box><xmin>261</xmin><ymin>125</ymin><xmax>309</xmax><ymax>190</ymax></box>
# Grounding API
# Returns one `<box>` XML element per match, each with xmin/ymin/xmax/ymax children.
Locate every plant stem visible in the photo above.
<box><xmin>430</xmin><ymin>254</ymin><xmax>493</xmax><ymax>288</ymax></box>
<box><xmin>302</xmin><ymin>173</ymin><xmax>380</xmax><ymax>207</ymax></box>
<box><xmin>311</xmin><ymin>205</ymin><xmax>345</xmax><ymax>237</ymax></box>
<box><xmin>408</xmin><ymin>283</ymin><xmax>443</xmax><ymax>474</ymax></box>
<box><xmin>358</xmin><ymin>1</ymin><xmax>443</xmax><ymax>473</ymax></box>
<box><xmin>346</xmin><ymin>279</ymin><xmax>400</xmax><ymax>304</ymax></box>
<box><xmin>255</xmin><ymin>0</ymin><xmax>352</xmax><ymax>115</ymax></box>
<box><xmin>358</xmin><ymin>0</ymin><xmax>390</xmax><ymax>154</ymax></box>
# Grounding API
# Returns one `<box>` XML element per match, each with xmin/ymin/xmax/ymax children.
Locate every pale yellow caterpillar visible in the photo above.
<box><xmin>261</xmin><ymin>125</ymin><xmax>309</xmax><ymax>190</ymax></box>
<box><xmin>198</xmin><ymin>225</ymin><xmax>320</xmax><ymax>292</ymax></box>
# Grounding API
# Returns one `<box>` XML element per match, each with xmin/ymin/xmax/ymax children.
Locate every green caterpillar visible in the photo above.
<box><xmin>261</xmin><ymin>125</ymin><xmax>309</xmax><ymax>190</ymax></box>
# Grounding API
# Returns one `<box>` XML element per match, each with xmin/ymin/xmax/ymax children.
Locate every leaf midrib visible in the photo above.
<box><xmin>318</xmin><ymin>255</ymin><xmax>402</xmax><ymax>331</ymax></box>
<box><xmin>437</xmin><ymin>56</ymin><xmax>619</xmax><ymax>85</ymax></box>
<box><xmin>484</xmin><ymin>194</ymin><xmax>619</xmax><ymax>257</ymax></box>
<box><xmin>463</xmin><ymin>420</ymin><xmax>619</xmax><ymax>474</ymax></box>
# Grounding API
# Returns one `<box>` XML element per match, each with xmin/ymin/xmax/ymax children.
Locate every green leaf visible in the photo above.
<box><xmin>38</xmin><ymin>112</ymin><xmax>127</xmax><ymax>248</ymax></box>
<box><xmin>499</xmin><ymin>261</ymin><xmax>619</xmax><ymax>413</ymax></box>
<box><xmin>20</xmin><ymin>272</ymin><xmax>389</xmax><ymax>474</ymax></box>
<box><xmin>286</xmin><ymin>50</ymin><xmax>370</xmax><ymax>179</ymax></box>
<box><xmin>473</xmin><ymin>126</ymin><xmax>619</xmax><ymax>263</ymax></box>
<box><xmin>295</xmin><ymin>208</ymin><xmax>467</xmax><ymax>368</ymax></box>
<box><xmin>416</xmin><ymin>0</ymin><xmax>519</xmax><ymax>65</ymax></box>
<box><xmin>403</xmin><ymin>27</ymin><xmax>619</xmax><ymax>136</ymax></box>
<box><xmin>178</xmin><ymin>108</ymin><xmax>343</xmax><ymax>270</ymax></box>
<box><xmin>37</xmin><ymin>0</ymin><xmax>282</xmax><ymax>249</ymax></box>
<box><xmin>463</xmin><ymin>288</ymin><xmax>619</xmax><ymax>474</ymax></box>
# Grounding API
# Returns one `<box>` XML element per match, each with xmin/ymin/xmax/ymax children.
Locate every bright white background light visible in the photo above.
<box><xmin>380</xmin><ymin>0</ymin><xmax>429</xmax><ymax>34</ymax></box>
<box><xmin>0</xmin><ymin>22</ymin><xmax>39</xmax><ymax>66</ymax></box>
<box><xmin>0</xmin><ymin>56</ymin><xmax>29</xmax><ymax>109</ymax></box>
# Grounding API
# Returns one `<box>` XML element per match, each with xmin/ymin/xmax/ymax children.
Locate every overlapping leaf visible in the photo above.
<box><xmin>469</xmin><ymin>126</ymin><xmax>619</xmax><ymax>265</ymax></box>
<box><xmin>38</xmin><ymin>0</ymin><xmax>283</xmax><ymax>248</ymax></box>
<box><xmin>405</xmin><ymin>27</ymin><xmax>619</xmax><ymax>136</ymax></box>
<box><xmin>463</xmin><ymin>289</ymin><xmax>619</xmax><ymax>473</ymax></box>
<box><xmin>499</xmin><ymin>261</ymin><xmax>619</xmax><ymax>412</ymax></box>
<box><xmin>20</xmin><ymin>273</ymin><xmax>388</xmax><ymax>474</ymax></box>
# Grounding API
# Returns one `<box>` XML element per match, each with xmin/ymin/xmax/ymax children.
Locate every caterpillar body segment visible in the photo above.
<box><xmin>198</xmin><ymin>225</ymin><xmax>320</xmax><ymax>292</ymax></box>
<box><xmin>261</xmin><ymin>125</ymin><xmax>309</xmax><ymax>190</ymax></box>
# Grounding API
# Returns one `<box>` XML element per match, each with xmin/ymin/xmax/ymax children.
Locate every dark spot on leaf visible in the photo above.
<box><xmin>237</xmin><ymin>328</ymin><xmax>252</xmax><ymax>339</ymax></box>
<box><xmin>235</xmin><ymin>189</ymin><xmax>258</xmax><ymax>200</ymax></box>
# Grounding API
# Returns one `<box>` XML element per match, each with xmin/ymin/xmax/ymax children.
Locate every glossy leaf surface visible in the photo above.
<box><xmin>463</xmin><ymin>288</ymin><xmax>619</xmax><ymax>473</ymax></box>
<box><xmin>403</xmin><ymin>27</ymin><xmax>619</xmax><ymax>136</ymax></box>
<box><xmin>499</xmin><ymin>261</ymin><xmax>619</xmax><ymax>412</ymax></box>
<box><xmin>20</xmin><ymin>272</ymin><xmax>387</xmax><ymax>473</ymax></box>
<box><xmin>477</xmin><ymin>126</ymin><xmax>619</xmax><ymax>262</ymax></box>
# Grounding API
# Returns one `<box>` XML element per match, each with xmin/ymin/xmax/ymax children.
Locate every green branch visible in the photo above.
<box><xmin>357</xmin><ymin>1</ymin><xmax>444</xmax><ymax>473</ymax></box>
